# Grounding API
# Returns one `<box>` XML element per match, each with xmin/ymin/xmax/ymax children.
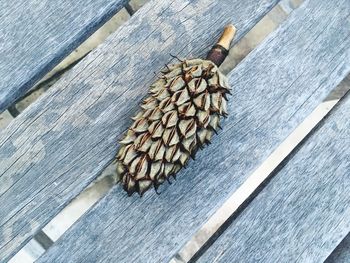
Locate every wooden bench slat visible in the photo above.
<box><xmin>0</xmin><ymin>0</ymin><xmax>127</xmax><ymax>112</ymax></box>
<box><xmin>198</xmin><ymin>91</ymin><xmax>350</xmax><ymax>263</ymax></box>
<box><xmin>0</xmin><ymin>0</ymin><xmax>281</xmax><ymax>261</ymax></box>
<box><xmin>35</xmin><ymin>0</ymin><xmax>350</xmax><ymax>262</ymax></box>
<box><xmin>326</xmin><ymin>233</ymin><xmax>350</xmax><ymax>263</ymax></box>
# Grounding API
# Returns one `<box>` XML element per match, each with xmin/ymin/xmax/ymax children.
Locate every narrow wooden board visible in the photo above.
<box><xmin>326</xmin><ymin>234</ymin><xmax>350</xmax><ymax>263</ymax></box>
<box><xmin>0</xmin><ymin>0</ymin><xmax>127</xmax><ymax>112</ymax></box>
<box><xmin>36</xmin><ymin>0</ymin><xmax>350</xmax><ymax>262</ymax></box>
<box><xmin>0</xmin><ymin>0</ymin><xmax>281</xmax><ymax>261</ymax></box>
<box><xmin>198</xmin><ymin>91</ymin><xmax>350</xmax><ymax>263</ymax></box>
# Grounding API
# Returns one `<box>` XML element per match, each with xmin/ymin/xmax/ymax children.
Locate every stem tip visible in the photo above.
<box><xmin>206</xmin><ymin>24</ymin><xmax>237</xmax><ymax>66</ymax></box>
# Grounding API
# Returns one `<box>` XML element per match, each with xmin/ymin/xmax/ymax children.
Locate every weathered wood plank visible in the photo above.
<box><xmin>0</xmin><ymin>0</ymin><xmax>128</xmax><ymax>112</ymax></box>
<box><xmin>0</xmin><ymin>0</ymin><xmax>281</xmax><ymax>261</ymax></box>
<box><xmin>198</xmin><ymin>91</ymin><xmax>350</xmax><ymax>263</ymax></box>
<box><xmin>36</xmin><ymin>0</ymin><xmax>350</xmax><ymax>262</ymax></box>
<box><xmin>326</xmin><ymin>234</ymin><xmax>350</xmax><ymax>263</ymax></box>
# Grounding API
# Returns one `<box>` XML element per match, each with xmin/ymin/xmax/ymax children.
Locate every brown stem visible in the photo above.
<box><xmin>206</xmin><ymin>24</ymin><xmax>236</xmax><ymax>66</ymax></box>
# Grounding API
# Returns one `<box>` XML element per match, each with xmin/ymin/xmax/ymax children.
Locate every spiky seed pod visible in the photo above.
<box><xmin>116</xmin><ymin>25</ymin><xmax>236</xmax><ymax>196</ymax></box>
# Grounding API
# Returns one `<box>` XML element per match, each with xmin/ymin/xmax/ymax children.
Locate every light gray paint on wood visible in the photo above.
<box><xmin>36</xmin><ymin>0</ymin><xmax>350</xmax><ymax>262</ymax></box>
<box><xmin>326</xmin><ymin>233</ymin><xmax>350</xmax><ymax>263</ymax></box>
<box><xmin>0</xmin><ymin>0</ymin><xmax>281</xmax><ymax>261</ymax></box>
<box><xmin>0</xmin><ymin>0</ymin><xmax>127</xmax><ymax>112</ymax></box>
<box><xmin>198</xmin><ymin>92</ymin><xmax>350</xmax><ymax>263</ymax></box>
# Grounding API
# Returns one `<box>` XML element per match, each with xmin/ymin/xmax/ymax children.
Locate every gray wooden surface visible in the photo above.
<box><xmin>326</xmin><ymin>233</ymin><xmax>350</xmax><ymax>263</ymax></box>
<box><xmin>0</xmin><ymin>0</ymin><xmax>127</xmax><ymax>112</ymax></box>
<box><xmin>35</xmin><ymin>0</ymin><xmax>350</xmax><ymax>262</ymax></box>
<box><xmin>198</xmin><ymin>90</ymin><xmax>350</xmax><ymax>263</ymax></box>
<box><xmin>0</xmin><ymin>0</ymin><xmax>281</xmax><ymax>261</ymax></box>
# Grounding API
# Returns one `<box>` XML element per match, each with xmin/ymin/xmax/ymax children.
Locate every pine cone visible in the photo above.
<box><xmin>116</xmin><ymin>25</ymin><xmax>236</xmax><ymax>196</ymax></box>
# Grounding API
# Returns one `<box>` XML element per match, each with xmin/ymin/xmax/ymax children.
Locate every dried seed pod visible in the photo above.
<box><xmin>116</xmin><ymin>24</ymin><xmax>236</xmax><ymax>196</ymax></box>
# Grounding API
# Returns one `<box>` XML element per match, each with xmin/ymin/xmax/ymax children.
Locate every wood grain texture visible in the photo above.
<box><xmin>35</xmin><ymin>0</ymin><xmax>350</xmax><ymax>262</ymax></box>
<box><xmin>0</xmin><ymin>0</ymin><xmax>281</xmax><ymax>261</ymax></box>
<box><xmin>326</xmin><ymin>233</ymin><xmax>350</xmax><ymax>263</ymax></box>
<box><xmin>198</xmin><ymin>91</ymin><xmax>350</xmax><ymax>263</ymax></box>
<box><xmin>0</xmin><ymin>0</ymin><xmax>128</xmax><ymax>112</ymax></box>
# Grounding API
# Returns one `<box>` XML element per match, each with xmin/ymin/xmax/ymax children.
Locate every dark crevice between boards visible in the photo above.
<box><xmin>6</xmin><ymin>55</ymin><xmax>86</xmax><ymax>117</ymax></box>
<box><xmin>33</xmin><ymin>231</ymin><xmax>54</xmax><ymax>250</ymax></box>
<box><xmin>7</xmin><ymin>105</ymin><xmax>20</xmax><ymax>118</ymax></box>
<box><xmin>125</xmin><ymin>2</ymin><xmax>135</xmax><ymax>15</ymax></box>
<box><xmin>188</xmin><ymin>79</ymin><xmax>350</xmax><ymax>263</ymax></box>
<box><xmin>325</xmin><ymin>231</ymin><xmax>350</xmax><ymax>262</ymax></box>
